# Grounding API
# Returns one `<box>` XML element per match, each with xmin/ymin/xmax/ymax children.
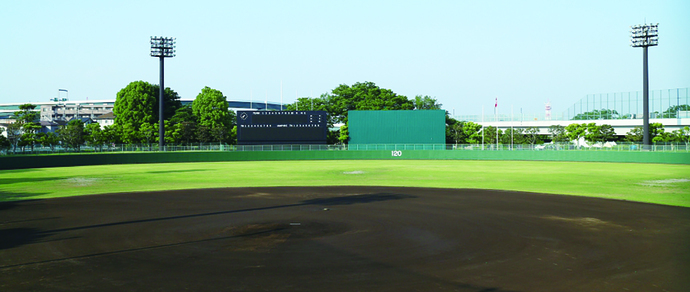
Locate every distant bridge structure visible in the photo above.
<box><xmin>456</xmin><ymin>87</ymin><xmax>689</xmax><ymax>135</ymax></box>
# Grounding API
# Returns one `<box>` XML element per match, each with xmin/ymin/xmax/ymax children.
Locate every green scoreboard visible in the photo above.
<box><xmin>348</xmin><ymin>110</ymin><xmax>445</xmax><ymax>144</ymax></box>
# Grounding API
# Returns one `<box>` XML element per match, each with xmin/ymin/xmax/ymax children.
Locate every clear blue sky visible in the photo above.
<box><xmin>1</xmin><ymin>0</ymin><xmax>688</xmax><ymax>117</ymax></box>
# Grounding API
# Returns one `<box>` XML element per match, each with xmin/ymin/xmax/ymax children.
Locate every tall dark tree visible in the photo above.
<box><xmin>0</xmin><ymin>134</ymin><xmax>10</xmax><ymax>153</ymax></box>
<box><xmin>84</xmin><ymin>123</ymin><xmax>105</xmax><ymax>151</ymax></box>
<box><xmin>192</xmin><ymin>87</ymin><xmax>234</xmax><ymax>143</ymax></box>
<box><xmin>58</xmin><ymin>119</ymin><xmax>85</xmax><ymax>151</ymax></box>
<box><xmin>5</xmin><ymin>121</ymin><xmax>22</xmax><ymax>154</ymax></box>
<box><xmin>113</xmin><ymin>80</ymin><xmax>181</xmax><ymax>141</ymax></box>
<box><xmin>14</xmin><ymin>104</ymin><xmax>41</xmax><ymax>151</ymax></box>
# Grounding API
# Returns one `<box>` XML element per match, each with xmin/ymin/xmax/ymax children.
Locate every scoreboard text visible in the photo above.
<box><xmin>236</xmin><ymin>111</ymin><xmax>328</xmax><ymax>145</ymax></box>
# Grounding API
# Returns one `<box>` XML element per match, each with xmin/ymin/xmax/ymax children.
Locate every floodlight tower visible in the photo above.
<box><xmin>150</xmin><ymin>36</ymin><xmax>176</xmax><ymax>150</ymax></box>
<box><xmin>630</xmin><ymin>23</ymin><xmax>658</xmax><ymax>149</ymax></box>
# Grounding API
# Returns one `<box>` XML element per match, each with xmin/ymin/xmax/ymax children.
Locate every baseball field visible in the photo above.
<box><xmin>1</xmin><ymin>160</ymin><xmax>689</xmax><ymax>291</ymax></box>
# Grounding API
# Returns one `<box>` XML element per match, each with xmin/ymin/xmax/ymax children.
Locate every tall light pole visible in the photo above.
<box><xmin>630</xmin><ymin>23</ymin><xmax>658</xmax><ymax>149</ymax></box>
<box><xmin>150</xmin><ymin>36</ymin><xmax>176</xmax><ymax>150</ymax></box>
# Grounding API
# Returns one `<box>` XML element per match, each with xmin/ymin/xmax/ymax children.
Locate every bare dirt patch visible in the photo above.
<box><xmin>639</xmin><ymin>178</ymin><xmax>690</xmax><ymax>187</ymax></box>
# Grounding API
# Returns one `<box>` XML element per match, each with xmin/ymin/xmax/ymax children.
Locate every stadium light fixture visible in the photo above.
<box><xmin>630</xmin><ymin>23</ymin><xmax>658</xmax><ymax>149</ymax></box>
<box><xmin>150</xmin><ymin>36</ymin><xmax>176</xmax><ymax>150</ymax></box>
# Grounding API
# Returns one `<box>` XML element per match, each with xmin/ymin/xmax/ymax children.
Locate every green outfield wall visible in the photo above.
<box><xmin>1</xmin><ymin>150</ymin><xmax>688</xmax><ymax>170</ymax></box>
<box><xmin>348</xmin><ymin>110</ymin><xmax>445</xmax><ymax>145</ymax></box>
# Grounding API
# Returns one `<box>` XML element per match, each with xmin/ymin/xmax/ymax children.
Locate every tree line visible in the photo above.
<box><xmin>2</xmin><ymin>80</ymin><xmax>689</xmax><ymax>153</ymax></box>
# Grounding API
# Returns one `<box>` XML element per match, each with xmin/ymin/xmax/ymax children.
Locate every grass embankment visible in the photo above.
<box><xmin>1</xmin><ymin>160</ymin><xmax>688</xmax><ymax>207</ymax></box>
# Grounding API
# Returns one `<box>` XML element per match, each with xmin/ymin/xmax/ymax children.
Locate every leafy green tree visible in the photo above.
<box><xmin>448</xmin><ymin>122</ymin><xmax>465</xmax><ymax>145</ymax></box>
<box><xmin>174</xmin><ymin>121</ymin><xmax>197</xmax><ymax>145</ymax></box>
<box><xmin>598</xmin><ymin>124</ymin><xmax>616</xmax><ymax>142</ymax></box>
<box><xmin>523</xmin><ymin>127</ymin><xmax>540</xmax><ymax>145</ymax></box>
<box><xmin>338</xmin><ymin>123</ymin><xmax>349</xmax><ymax>144</ymax></box>
<box><xmin>84</xmin><ymin>123</ymin><xmax>105</xmax><ymax>151</ymax></box>
<box><xmin>120</xmin><ymin>122</ymin><xmax>141</xmax><ymax>144</ymax></box>
<box><xmin>0</xmin><ymin>133</ymin><xmax>10</xmax><ymax>153</ymax></box>
<box><xmin>463</xmin><ymin>122</ymin><xmax>483</xmax><ymax>144</ymax></box>
<box><xmin>584</xmin><ymin>123</ymin><xmax>601</xmax><ymax>144</ymax></box>
<box><xmin>5</xmin><ymin>122</ymin><xmax>22</xmax><ymax>154</ymax></box>
<box><xmin>230</xmin><ymin>125</ymin><xmax>238</xmax><ymax>145</ymax></box>
<box><xmin>678</xmin><ymin>126</ymin><xmax>690</xmax><ymax>146</ymax></box>
<box><xmin>14</xmin><ymin>104</ymin><xmax>41</xmax><ymax>151</ymax></box>
<box><xmin>211</xmin><ymin>126</ymin><xmax>229</xmax><ymax>143</ymax></box>
<box><xmin>164</xmin><ymin>120</ymin><xmax>175</xmax><ymax>144</ymax></box>
<box><xmin>287</xmin><ymin>96</ymin><xmax>339</xmax><ymax>144</ymax></box>
<box><xmin>113</xmin><ymin>80</ymin><xmax>181</xmax><ymax>134</ymax></box>
<box><xmin>649</xmin><ymin>123</ymin><xmax>665</xmax><ymax>140</ymax></box>
<box><xmin>482</xmin><ymin>126</ymin><xmax>498</xmax><ymax>145</ymax></box>
<box><xmin>327</xmin><ymin>81</ymin><xmax>413</xmax><ymax>123</ymax></box>
<box><xmin>501</xmin><ymin>128</ymin><xmax>525</xmax><ymax>145</ymax></box>
<box><xmin>548</xmin><ymin>125</ymin><xmax>568</xmax><ymax>142</ymax></box>
<box><xmin>58</xmin><ymin>120</ymin><xmax>85</xmax><ymax>151</ymax></box>
<box><xmin>625</xmin><ymin>126</ymin><xmax>643</xmax><ymax>142</ymax></box>
<box><xmin>170</xmin><ymin>104</ymin><xmax>195</xmax><ymax>125</ymax></box>
<box><xmin>196</xmin><ymin>125</ymin><xmax>213</xmax><ymax>143</ymax></box>
<box><xmin>652</xmin><ymin>130</ymin><xmax>672</xmax><ymax>143</ymax></box>
<box><xmin>585</xmin><ymin>123</ymin><xmax>616</xmax><ymax>144</ymax></box>
<box><xmin>139</xmin><ymin>123</ymin><xmax>157</xmax><ymax>146</ymax></box>
<box><xmin>624</xmin><ymin>123</ymin><xmax>664</xmax><ymax>143</ymax></box>
<box><xmin>101</xmin><ymin>125</ymin><xmax>122</xmax><ymax>147</ymax></box>
<box><xmin>565</xmin><ymin>123</ymin><xmax>587</xmax><ymax>145</ymax></box>
<box><xmin>38</xmin><ymin>132</ymin><xmax>60</xmax><ymax>151</ymax></box>
<box><xmin>327</xmin><ymin>82</ymin><xmax>414</xmax><ymax>143</ymax></box>
<box><xmin>413</xmin><ymin>95</ymin><xmax>442</xmax><ymax>110</ymax></box>
<box><xmin>192</xmin><ymin>87</ymin><xmax>234</xmax><ymax>143</ymax></box>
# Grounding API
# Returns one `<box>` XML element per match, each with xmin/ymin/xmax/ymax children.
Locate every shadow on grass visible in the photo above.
<box><xmin>0</xmin><ymin>192</ymin><xmax>48</xmax><ymax>203</ymax></box>
<box><xmin>0</xmin><ymin>176</ymin><xmax>67</xmax><ymax>185</ymax></box>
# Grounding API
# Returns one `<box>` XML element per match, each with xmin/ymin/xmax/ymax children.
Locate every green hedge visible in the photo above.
<box><xmin>1</xmin><ymin>149</ymin><xmax>689</xmax><ymax>170</ymax></box>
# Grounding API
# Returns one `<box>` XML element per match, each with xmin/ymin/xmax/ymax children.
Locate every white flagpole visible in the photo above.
<box><xmin>265</xmin><ymin>91</ymin><xmax>268</xmax><ymax>110</ymax></box>
<box><xmin>511</xmin><ymin>104</ymin><xmax>514</xmax><ymax>150</ymax></box>
<box><xmin>250</xmin><ymin>89</ymin><xmax>253</xmax><ymax>110</ymax></box>
<box><xmin>280</xmin><ymin>81</ymin><xmax>283</xmax><ymax>111</ymax></box>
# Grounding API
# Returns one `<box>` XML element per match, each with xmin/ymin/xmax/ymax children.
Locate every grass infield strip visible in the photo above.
<box><xmin>1</xmin><ymin>160</ymin><xmax>689</xmax><ymax>207</ymax></box>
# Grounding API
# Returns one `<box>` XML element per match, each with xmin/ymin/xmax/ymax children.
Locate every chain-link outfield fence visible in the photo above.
<box><xmin>453</xmin><ymin>87</ymin><xmax>690</xmax><ymax>122</ymax></box>
<box><xmin>2</xmin><ymin>142</ymin><xmax>688</xmax><ymax>156</ymax></box>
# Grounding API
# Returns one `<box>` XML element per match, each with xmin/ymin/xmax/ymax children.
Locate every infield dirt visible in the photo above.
<box><xmin>1</xmin><ymin>186</ymin><xmax>689</xmax><ymax>291</ymax></box>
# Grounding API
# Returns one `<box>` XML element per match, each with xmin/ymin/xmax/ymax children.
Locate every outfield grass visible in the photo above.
<box><xmin>1</xmin><ymin>160</ymin><xmax>689</xmax><ymax>207</ymax></box>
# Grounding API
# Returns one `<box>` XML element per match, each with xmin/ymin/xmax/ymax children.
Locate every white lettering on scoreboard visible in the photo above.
<box><xmin>391</xmin><ymin>150</ymin><xmax>402</xmax><ymax>157</ymax></box>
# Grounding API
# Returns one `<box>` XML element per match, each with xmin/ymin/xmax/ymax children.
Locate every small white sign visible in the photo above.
<box><xmin>391</xmin><ymin>150</ymin><xmax>402</xmax><ymax>157</ymax></box>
